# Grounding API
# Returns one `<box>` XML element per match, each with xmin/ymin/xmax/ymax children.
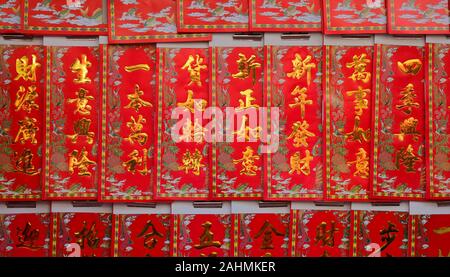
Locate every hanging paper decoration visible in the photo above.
<box><xmin>372</xmin><ymin>44</ymin><xmax>426</xmax><ymax>200</ymax></box>
<box><xmin>44</xmin><ymin>46</ymin><xmax>100</xmax><ymax>199</ymax></box>
<box><xmin>410</xmin><ymin>214</ymin><xmax>450</xmax><ymax>257</ymax></box>
<box><xmin>100</xmin><ymin>44</ymin><xmax>156</xmax><ymax>201</ymax></box>
<box><xmin>0</xmin><ymin>0</ymin><xmax>22</xmax><ymax>33</ymax></box>
<box><xmin>265</xmin><ymin>45</ymin><xmax>323</xmax><ymax>200</ymax></box>
<box><xmin>0</xmin><ymin>45</ymin><xmax>44</xmax><ymax>201</ymax></box>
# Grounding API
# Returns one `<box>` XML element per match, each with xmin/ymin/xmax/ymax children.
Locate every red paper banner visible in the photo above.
<box><xmin>324</xmin><ymin>45</ymin><xmax>373</xmax><ymax>201</ymax></box>
<box><xmin>426</xmin><ymin>43</ymin><xmax>450</xmax><ymax>200</ymax></box>
<box><xmin>265</xmin><ymin>45</ymin><xmax>323</xmax><ymax>200</ymax></box>
<box><xmin>211</xmin><ymin>46</ymin><xmax>264</xmax><ymax>199</ymax></box>
<box><xmin>108</xmin><ymin>0</ymin><xmax>211</xmax><ymax>43</ymax></box>
<box><xmin>0</xmin><ymin>0</ymin><xmax>22</xmax><ymax>33</ymax></box>
<box><xmin>51</xmin><ymin>212</ymin><xmax>112</xmax><ymax>257</ymax></box>
<box><xmin>113</xmin><ymin>214</ymin><xmax>171</xmax><ymax>257</ymax></box>
<box><xmin>177</xmin><ymin>0</ymin><xmax>249</xmax><ymax>33</ymax></box>
<box><xmin>172</xmin><ymin>214</ymin><xmax>232</xmax><ymax>257</ymax></box>
<box><xmin>249</xmin><ymin>0</ymin><xmax>321</xmax><ymax>32</ymax></box>
<box><xmin>291</xmin><ymin>210</ymin><xmax>351</xmax><ymax>257</ymax></box>
<box><xmin>410</xmin><ymin>214</ymin><xmax>450</xmax><ymax>257</ymax></box>
<box><xmin>387</xmin><ymin>0</ymin><xmax>449</xmax><ymax>34</ymax></box>
<box><xmin>44</xmin><ymin>46</ymin><xmax>100</xmax><ymax>200</ymax></box>
<box><xmin>100</xmin><ymin>44</ymin><xmax>155</xmax><ymax>202</ymax></box>
<box><xmin>0</xmin><ymin>213</ymin><xmax>51</xmax><ymax>257</ymax></box>
<box><xmin>323</xmin><ymin>0</ymin><xmax>386</xmax><ymax>34</ymax></box>
<box><xmin>155</xmin><ymin>47</ymin><xmax>210</xmax><ymax>200</ymax></box>
<box><xmin>0</xmin><ymin>45</ymin><xmax>44</xmax><ymax>201</ymax></box>
<box><xmin>372</xmin><ymin>44</ymin><xmax>426</xmax><ymax>200</ymax></box>
<box><xmin>232</xmin><ymin>213</ymin><xmax>290</xmax><ymax>257</ymax></box>
<box><xmin>23</xmin><ymin>0</ymin><xmax>107</xmax><ymax>35</ymax></box>
<box><xmin>352</xmin><ymin>210</ymin><xmax>409</xmax><ymax>257</ymax></box>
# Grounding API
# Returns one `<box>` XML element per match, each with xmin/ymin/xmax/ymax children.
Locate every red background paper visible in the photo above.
<box><xmin>410</xmin><ymin>214</ymin><xmax>450</xmax><ymax>257</ymax></box>
<box><xmin>0</xmin><ymin>0</ymin><xmax>22</xmax><ymax>33</ymax></box>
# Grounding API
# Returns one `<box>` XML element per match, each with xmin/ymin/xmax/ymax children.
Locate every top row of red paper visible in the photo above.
<box><xmin>0</xmin><ymin>0</ymin><xmax>449</xmax><ymax>40</ymax></box>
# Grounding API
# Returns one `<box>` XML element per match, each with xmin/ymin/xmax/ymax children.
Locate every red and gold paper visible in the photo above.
<box><xmin>426</xmin><ymin>43</ymin><xmax>450</xmax><ymax>200</ymax></box>
<box><xmin>324</xmin><ymin>46</ymin><xmax>373</xmax><ymax>201</ymax></box>
<box><xmin>265</xmin><ymin>45</ymin><xmax>323</xmax><ymax>200</ymax></box>
<box><xmin>44</xmin><ymin>46</ymin><xmax>100</xmax><ymax>199</ymax></box>
<box><xmin>211</xmin><ymin>46</ymin><xmax>264</xmax><ymax>199</ymax></box>
<box><xmin>352</xmin><ymin>210</ymin><xmax>409</xmax><ymax>257</ymax></box>
<box><xmin>177</xmin><ymin>0</ymin><xmax>249</xmax><ymax>33</ymax></box>
<box><xmin>113</xmin><ymin>214</ymin><xmax>171</xmax><ymax>257</ymax></box>
<box><xmin>372</xmin><ymin>44</ymin><xmax>426</xmax><ymax>200</ymax></box>
<box><xmin>23</xmin><ymin>0</ymin><xmax>107</xmax><ymax>35</ymax></box>
<box><xmin>109</xmin><ymin>0</ymin><xmax>211</xmax><ymax>43</ymax></box>
<box><xmin>0</xmin><ymin>45</ymin><xmax>44</xmax><ymax>201</ymax></box>
<box><xmin>172</xmin><ymin>214</ymin><xmax>232</xmax><ymax>257</ymax></box>
<box><xmin>155</xmin><ymin>47</ymin><xmax>210</xmax><ymax>200</ymax></box>
<box><xmin>101</xmin><ymin>45</ymin><xmax>156</xmax><ymax>202</ymax></box>
<box><xmin>0</xmin><ymin>213</ymin><xmax>51</xmax><ymax>257</ymax></box>
<box><xmin>291</xmin><ymin>210</ymin><xmax>351</xmax><ymax>257</ymax></box>
<box><xmin>323</xmin><ymin>0</ymin><xmax>386</xmax><ymax>34</ymax></box>
<box><xmin>250</xmin><ymin>0</ymin><xmax>321</xmax><ymax>32</ymax></box>
<box><xmin>387</xmin><ymin>0</ymin><xmax>449</xmax><ymax>34</ymax></box>
<box><xmin>410</xmin><ymin>214</ymin><xmax>450</xmax><ymax>257</ymax></box>
<box><xmin>51</xmin><ymin>212</ymin><xmax>112</xmax><ymax>257</ymax></box>
<box><xmin>0</xmin><ymin>0</ymin><xmax>22</xmax><ymax>33</ymax></box>
<box><xmin>233</xmin><ymin>213</ymin><xmax>290</xmax><ymax>257</ymax></box>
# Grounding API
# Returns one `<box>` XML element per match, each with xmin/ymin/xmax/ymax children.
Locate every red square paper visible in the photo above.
<box><xmin>0</xmin><ymin>0</ymin><xmax>22</xmax><ymax>33</ymax></box>
<box><xmin>100</xmin><ymin>45</ymin><xmax>156</xmax><ymax>202</ymax></box>
<box><xmin>291</xmin><ymin>210</ymin><xmax>351</xmax><ymax>257</ymax></box>
<box><xmin>410</xmin><ymin>214</ymin><xmax>450</xmax><ymax>257</ymax></box>
<box><xmin>265</xmin><ymin>45</ymin><xmax>323</xmax><ymax>200</ymax></box>
<box><xmin>113</xmin><ymin>214</ymin><xmax>171</xmax><ymax>257</ymax></box>
<box><xmin>177</xmin><ymin>0</ymin><xmax>249</xmax><ymax>33</ymax></box>
<box><xmin>51</xmin><ymin>212</ymin><xmax>112</xmax><ymax>257</ymax></box>
<box><xmin>323</xmin><ymin>0</ymin><xmax>386</xmax><ymax>34</ymax></box>
<box><xmin>250</xmin><ymin>0</ymin><xmax>321</xmax><ymax>32</ymax></box>
<box><xmin>0</xmin><ymin>213</ymin><xmax>51</xmax><ymax>257</ymax></box>
<box><xmin>23</xmin><ymin>0</ymin><xmax>107</xmax><ymax>35</ymax></box>
<box><xmin>109</xmin><ymin>0</ymin><xmax>211</xmax><ymax>43</ymax></box>
<box><xmin>172</xmin><ymin>214</ymin><xmax>232</xmax><ymax>257</ymax></box>
<box><xmin>352</xmin><ymin>210</ymin><xmax>409</xmax><ymax>257</ymax></box>
<box><xmin>0</xmin><ymin>45</ymin><xmax>45</xmax><ymax>201</ymax></box>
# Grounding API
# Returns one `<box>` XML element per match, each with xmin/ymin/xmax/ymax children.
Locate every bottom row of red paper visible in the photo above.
<box><xmin>0</xmin><ymin>206</ymin><xmax>448</xmax><ymax>257</ymax></box>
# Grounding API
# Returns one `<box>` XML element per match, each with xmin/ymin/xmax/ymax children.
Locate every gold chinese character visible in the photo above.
<box><xmin>346</xmin><ymin>54</ymin><xmax>371</xmax><ymax>83</ymax></box>
<box><xmin>124</xmin><ymin>84</ymin><xmax>153</xmax><ymax>112</ymax></box>
<box><xmin>345</xmin><ymin>116</ymin><xmax>370</xmax><ymax>143</ymax></box>
<box><xmin>236</xmin><ymin>89</ymin><xmax>259</xmax><ymax>111</ymax></box>
<box><xmin>67</xmin><ymin>118</ymin><xmax>95</xmax><ymax>144</ymax></box>
<box><xmin>395</xmin><ymin>144</ymin><xmax>420</xmax><ymax>172</ymax></box>
<box><xmin>179</xmin><ymin>149</ymin><xmax>205</xmax><ymax>175</ymax></box>
<box><xmin>137</xmin><ymin>220</ymin><xmax>164</xmax><ymax>250</ymax></box>
<box><xmin>397</xmin><ymin>59</ymin><xmax>422</xmax><ymax>75</ymax></box>
<box><xmin>380</xmin><ymin>222</ymin><xmax>398</xmax><ymax>253</ymax></box>
<box><xmin>14</xmin><ymin>117</ymin><xmax>39</xmax><ymax>144</ymax></box>
<box><xmin>14</xmin><ymin>54</ymin><xmax>41</xmax><ymax>82</ymax></box>
<box><xmin>70</xmin><ymin>54</ymin><xmax>92</xmax><ymax>84</ymax></box>
<box><xmin>179</xmin><ymin>119</ymin><xmax>205</xmax><ymax>143</ymax></box>
<box><xmin>74</xmin><ymin>221</ymin><xmax>100</xmax><ymax>250</ymax></box>
<box><xmin>125</xmin><ymin>115</ymin><xmax>148</xmax><ymax>146</ymax></box>
<box><xmin>396</xmin><ymin>83</ymin><xmax>419</xmax><ymax>114</ymax></box>
<box><xmin>433</xmin><ymin>227</ymin><xmax>450</xmax><ymax>235</ymax></box>
<box><xmin>68</xmin><ymin>147</ymin><xmax>96</xmax><ymax>176</ymax></box>
<box><xmin>396</xmin><ymin>117</ymin><xmax>420</xmax><ymax>142</ymax></box>
<box><xmin>194</xmin><ymin>221</ymin><xmax>222</xmax><ymax>250</ymax></box>
<box><xmin>181</xmin><ymin>54</ymin><xmax>207</xmax><ymax>86</ymax></box>
<box><xmin>68</xmin><ymin>88</ymin><xmax>94</xmax><ymax>115</ymax></box>
<box><xmin>315</xmin><ymin>221</ymin><xmax>338</xmax><ymax>247</ymax></box>
<box><xmin>287</xmin><ymin>120</ymin><xmax>315</xmax><ymax>148</ymax></box>
<box><xmin>289</xmin><ymin>86</ymin><xmax>312</xmax><ymax>119</ymax></box>
<box><xmin>347</xmin><ymin>148</ymin><xmax>369</xmax><ymax>179</ymax></box>
<box><xmin>13</xmin><ymin>149</ymin><xmax>39</xmax><ymax>176</ymax></box>
<box><xmin>232</xmin><ymin>53</ymin><xmax>261</xmax><ymax>84</ymax></box>
<box><xmin>289</xmin><ymin>150</ymin><xmax>313</xmax><ymax>176</ymax></box>
<box><xmin>346</xmin><ymin>86</ymin><xmax>369</xmax><ymax>116</ymax></box>
<box><xmin>16</xmin><ymin>221</ymin><xmax>42</xmax><ymax>249</ymax></box>
<box><xmin>233</xmin><ymin>146</ymin><xmax>260</xmax><ymax>176</ymax></box>
<box><xmin>122</xmin><ymin>149</ymin><xmax>148</xmax><ymax>175</ymax></box>
<box><xmin>254</xmin><ymin>220</ymin><xmax>284</xmax><ymax>250</ymax></box>
<box><xmin>233</xmin><ymin>115</ymin><xmax>261</xmax><ymax>141</ymax></box>
<box><xmin>177</xmin><ymin>89</ymin><xmax>207</xmax><ymax>113</ymax></box>
<box><xmin>287</xmin><ymin>53</ymin><xmax>316</xmax><ymax>86</ymax></box>
<box><xmin>124</xmin><ymin>64</ymin><xmax>150</xmax><ymax>72</ymax></box>
<box><xmin>14</xmin><ymin>85</ymin><xmax>39</xmax><ymax>113</ymax></box>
